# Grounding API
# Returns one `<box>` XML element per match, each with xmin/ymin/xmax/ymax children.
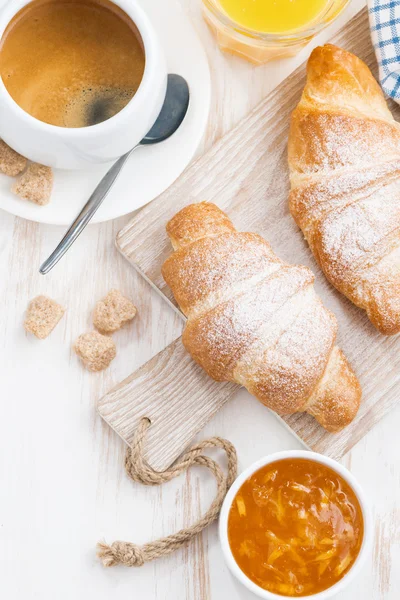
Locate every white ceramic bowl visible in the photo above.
<box><xmin>219</xmin><ymin>450</ymin><xmax>372</xmax><ymax>600</ymax></box>
<box><xmin>0</xmin><ymin>0</ymin><xmax>167</xmax><ymax>169</ymax></box>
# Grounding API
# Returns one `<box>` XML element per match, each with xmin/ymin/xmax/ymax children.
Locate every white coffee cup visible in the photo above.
<box><xmin>219</xmin><ymin>450</ymin><xmax>373</xmax><ymax>600</ymax></box>
<box><xmin>0</xmin><ymin>0</ymin><xmax>167</xmax><ymax>169</ymax></box>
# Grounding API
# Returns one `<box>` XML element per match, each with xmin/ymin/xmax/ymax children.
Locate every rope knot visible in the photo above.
<box><xmin>97</xmin><ymin>541</ymin><xmax>145</xmax><ymax>567</ymax></box>
<box><xmin>97</xmin><ymin>418</ymin><xmax>238</xmax><ymax>567</ymax></box>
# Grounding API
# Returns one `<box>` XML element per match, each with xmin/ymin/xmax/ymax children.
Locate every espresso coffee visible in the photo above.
<box><xmin>0</xmin><ymin>0</ymin><xmax>145</xmax><ymax>128</ymax></box>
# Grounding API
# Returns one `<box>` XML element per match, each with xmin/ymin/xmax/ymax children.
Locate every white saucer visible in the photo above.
<box><xmin>0</xmin><ymin>0</ymin><xmax>211</xmax><ymax>225</ymax></box>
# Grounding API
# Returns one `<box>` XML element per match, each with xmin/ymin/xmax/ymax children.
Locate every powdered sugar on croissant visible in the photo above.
<box><xmin>289</xmin><ymin>44</ymin><xmax>400</xmax><ymax>335</ymax></box>
<box><xmin>162</xmin><ymin>202</ymin><xmax>361</xmax><ymax>432</ymax></box>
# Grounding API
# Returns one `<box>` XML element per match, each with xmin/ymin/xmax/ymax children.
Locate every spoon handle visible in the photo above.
<box><xmin>39</xmin><ymin>150</ymin><xmax>134</xmax><ymax>275</ymax></box>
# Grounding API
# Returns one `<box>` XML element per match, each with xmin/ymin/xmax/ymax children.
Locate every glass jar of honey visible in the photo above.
<box><xmin>202</xmin><ymin>0</ymin><xmax>349</xmax><ymax>64</ymax></box>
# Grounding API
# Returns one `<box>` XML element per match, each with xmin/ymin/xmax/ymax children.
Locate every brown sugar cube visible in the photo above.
<box><xmin>93</xmin><ymin>289</ymin><xmax>137</xmax><ymax>334</ymax></box>
<box><xmin>0</xmin><ymin>140</ymin><xmax>27</xmax><ymax>176</ymax></box>
<box><xmin>12</xmin><ymin>163</ymin><xmax>53</xmax><ymax>206</ymax></box>
<box><xmin>24</xmin><ymin>295</ymin><xmax>65</xmax><ymax>340</ymax></box>
<box><xmin>74</xmin><ymin>331</ymin><xmax>116</xmax><ymax>372</ymax></box>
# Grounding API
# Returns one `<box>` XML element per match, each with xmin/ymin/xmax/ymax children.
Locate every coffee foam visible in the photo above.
<box><xmin>0</xmin><ymin>0</ymin><xmax>145</xmax><ymax>128</ymax></box>
<box><xmin>63</xmin><ymin>86</ymin><xmax>135</xmax><ymax>128</ymax></box>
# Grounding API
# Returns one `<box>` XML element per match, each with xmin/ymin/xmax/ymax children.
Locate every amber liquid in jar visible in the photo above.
<box><xmin>228</xmin><ymin>459</ymin><xmax>364</xmax><ymax>597</ymax></box>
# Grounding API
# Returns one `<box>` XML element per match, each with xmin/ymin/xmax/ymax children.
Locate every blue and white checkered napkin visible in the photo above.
<box><xmin>369</xmin><ymin>0</ymin><xmax>400</xmax><ymax>104</ymax></box>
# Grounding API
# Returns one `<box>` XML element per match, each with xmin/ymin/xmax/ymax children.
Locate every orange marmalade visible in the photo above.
<box><xmin>228</xmin><ymin>459</ymin><xmax>364</xmax><ymax>597</ymax></box>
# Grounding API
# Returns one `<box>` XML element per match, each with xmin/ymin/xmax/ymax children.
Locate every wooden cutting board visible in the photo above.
<box><xmin>99</xmin><ymin>8</ymin><xmax>400</xmax><ymax>471</ymax></box>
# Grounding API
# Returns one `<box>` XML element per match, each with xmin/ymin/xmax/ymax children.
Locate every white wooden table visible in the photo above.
<box><xmin>1</xmin><ymin>1</ymin><xmax>398</xmax><ymax>598</ymax></box>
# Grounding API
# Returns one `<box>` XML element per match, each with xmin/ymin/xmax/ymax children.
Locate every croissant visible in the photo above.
<box><xmin>289</xmin><ymin>44</ymin><xmax>400</xmax><ymax>335</ymax></box>
<box><xmin>161</xmin><ymin>202</ymin><xmax>361</xmax><ymax>432</ymax></box>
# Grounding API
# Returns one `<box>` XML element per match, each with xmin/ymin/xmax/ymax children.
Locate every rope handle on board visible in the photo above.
<box><xmin>97</xmin><ymin>418</ymin><xmax>238</xmax><ymax>567</ymax></box>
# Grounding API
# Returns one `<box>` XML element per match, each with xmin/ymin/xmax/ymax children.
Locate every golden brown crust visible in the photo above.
<box><xmin>289</xmin><ymin>109</ymin><xmax>400</xmax><ymax>179</ymax></box>
<box><xmin>306</xmin><ymin>347</ymin><xmax>362</xmax><ymax>432</ymax></box>
<box><xmin>182</xmin><ymin>265</ymin><xmax>314</xmax><ymax>382</ymax></box>
<box><xmin>289</xmin><ymin>44</ymin><xmax>400</xmax><ymax>335</ymax></box>
<box><xmin>162</xmin><ymin>231</ymin><xmax>280</xmax><ymax>317</ymax></box>
<box><xmin>299</xmin><ymin>44</ymin><xmax>392</xmax><ymax>121</ymax></box>
<box><xmin>163</xmin><ymin>201</ymin><xmax>361</xmax><ymax>431</ymax></box>
<box><xmin>166</xmin><ymin>202</ymin><xmax>235</xmax><ymax>250</ymax></box>
<box><xmin>242</xmin><ymin>297</ymin><xmax>338</xmax><ymax>414</ymax></box>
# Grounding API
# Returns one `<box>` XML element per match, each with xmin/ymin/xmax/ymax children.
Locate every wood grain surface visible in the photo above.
<box><xmin>2</xmin><ymin>1</ymin><xmax>399</xmax><ymax>599</ymax></box>
<box><xmin>107</xmin><ymin>7</ymin><xmax>400</xmax><ymax>469</ymax></box>
<box><xmin>99</xmin><ymin>337</ymin><xmax>237</xmax><ymax>470</ymax></box>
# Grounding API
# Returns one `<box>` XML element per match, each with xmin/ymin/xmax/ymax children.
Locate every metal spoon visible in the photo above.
<box><xmin>40</xmin><ymin>74</ymin><xmax>190</xmax><ymax>275</ymax></box>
